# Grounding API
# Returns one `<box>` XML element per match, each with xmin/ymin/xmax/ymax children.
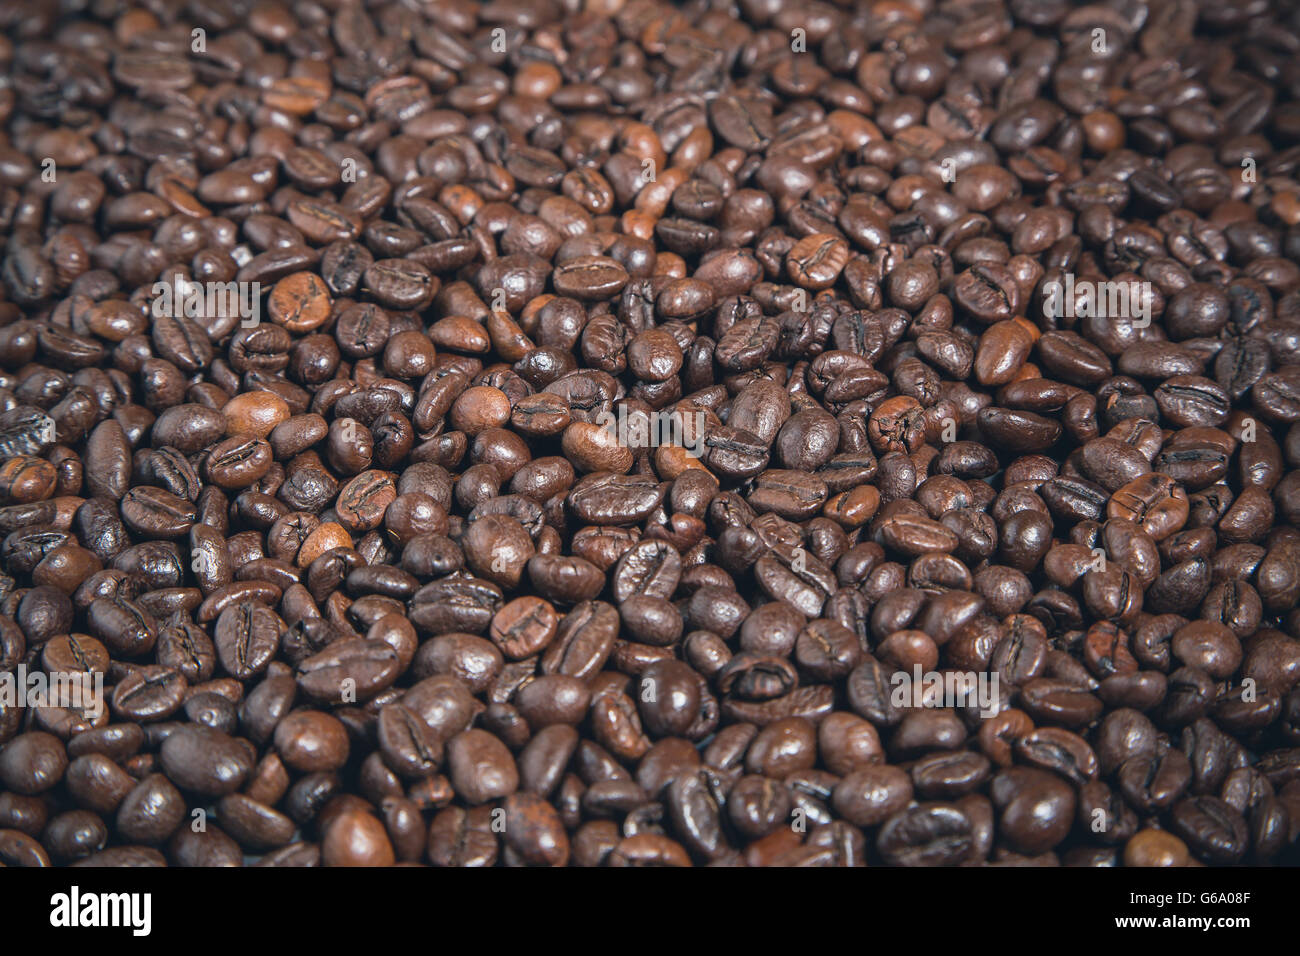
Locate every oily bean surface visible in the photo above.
<box><xmin>0</xmin><ymin>0</ymin><xmax>1299</xmax><ymax>871</ymax></box>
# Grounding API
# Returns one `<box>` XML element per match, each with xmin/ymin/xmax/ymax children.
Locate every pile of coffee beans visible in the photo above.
<box><xmin>1</xmin><ymin>0</ymin><xmax>1300</xmax><ymax>868</ymax></box>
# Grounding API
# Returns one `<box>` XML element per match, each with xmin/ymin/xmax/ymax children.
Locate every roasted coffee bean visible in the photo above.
<box><xmin>297</xmin><ymin>639</ymin><xmax>401</xmax><ymax>704</ymax></box>
<box><xmin>877</xmin><ymin>803</ymin><xmax>973</xmax><ymax>866</ymax></box>
<box><xmin>0</xmin><ymin>0</ymin><xmax>1297</xmax><ymax>872</ymax></box>
<box><xmin>213</xmin><ymin>603</ymin><xmax>282</xmax><ymax>681</ymax></box>
<box><xmin>159</xmin><ymin>725</ymin><xmax>253</xmax><ymax>797</ymax></box>
<box><xmin>111</xmin><ymin>666</ymin><xmax>188</xmax><ymax>722</ymax></box>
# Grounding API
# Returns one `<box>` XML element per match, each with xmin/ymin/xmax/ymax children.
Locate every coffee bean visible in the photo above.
<box><xmin>159</xmin><ymin>725</ymin><xmax>253</xmax><ymax>796</ymax></box>
<box><xmin>0</xmin><ymin>0</ymin><xmax>1298</xmax><ymax>872</ymax></box>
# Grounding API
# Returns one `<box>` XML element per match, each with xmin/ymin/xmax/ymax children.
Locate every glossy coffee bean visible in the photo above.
<box><xmin>0</xmin><ymin>0</ymin><xmax>1296</xmax><ymax>873</ymax></box>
